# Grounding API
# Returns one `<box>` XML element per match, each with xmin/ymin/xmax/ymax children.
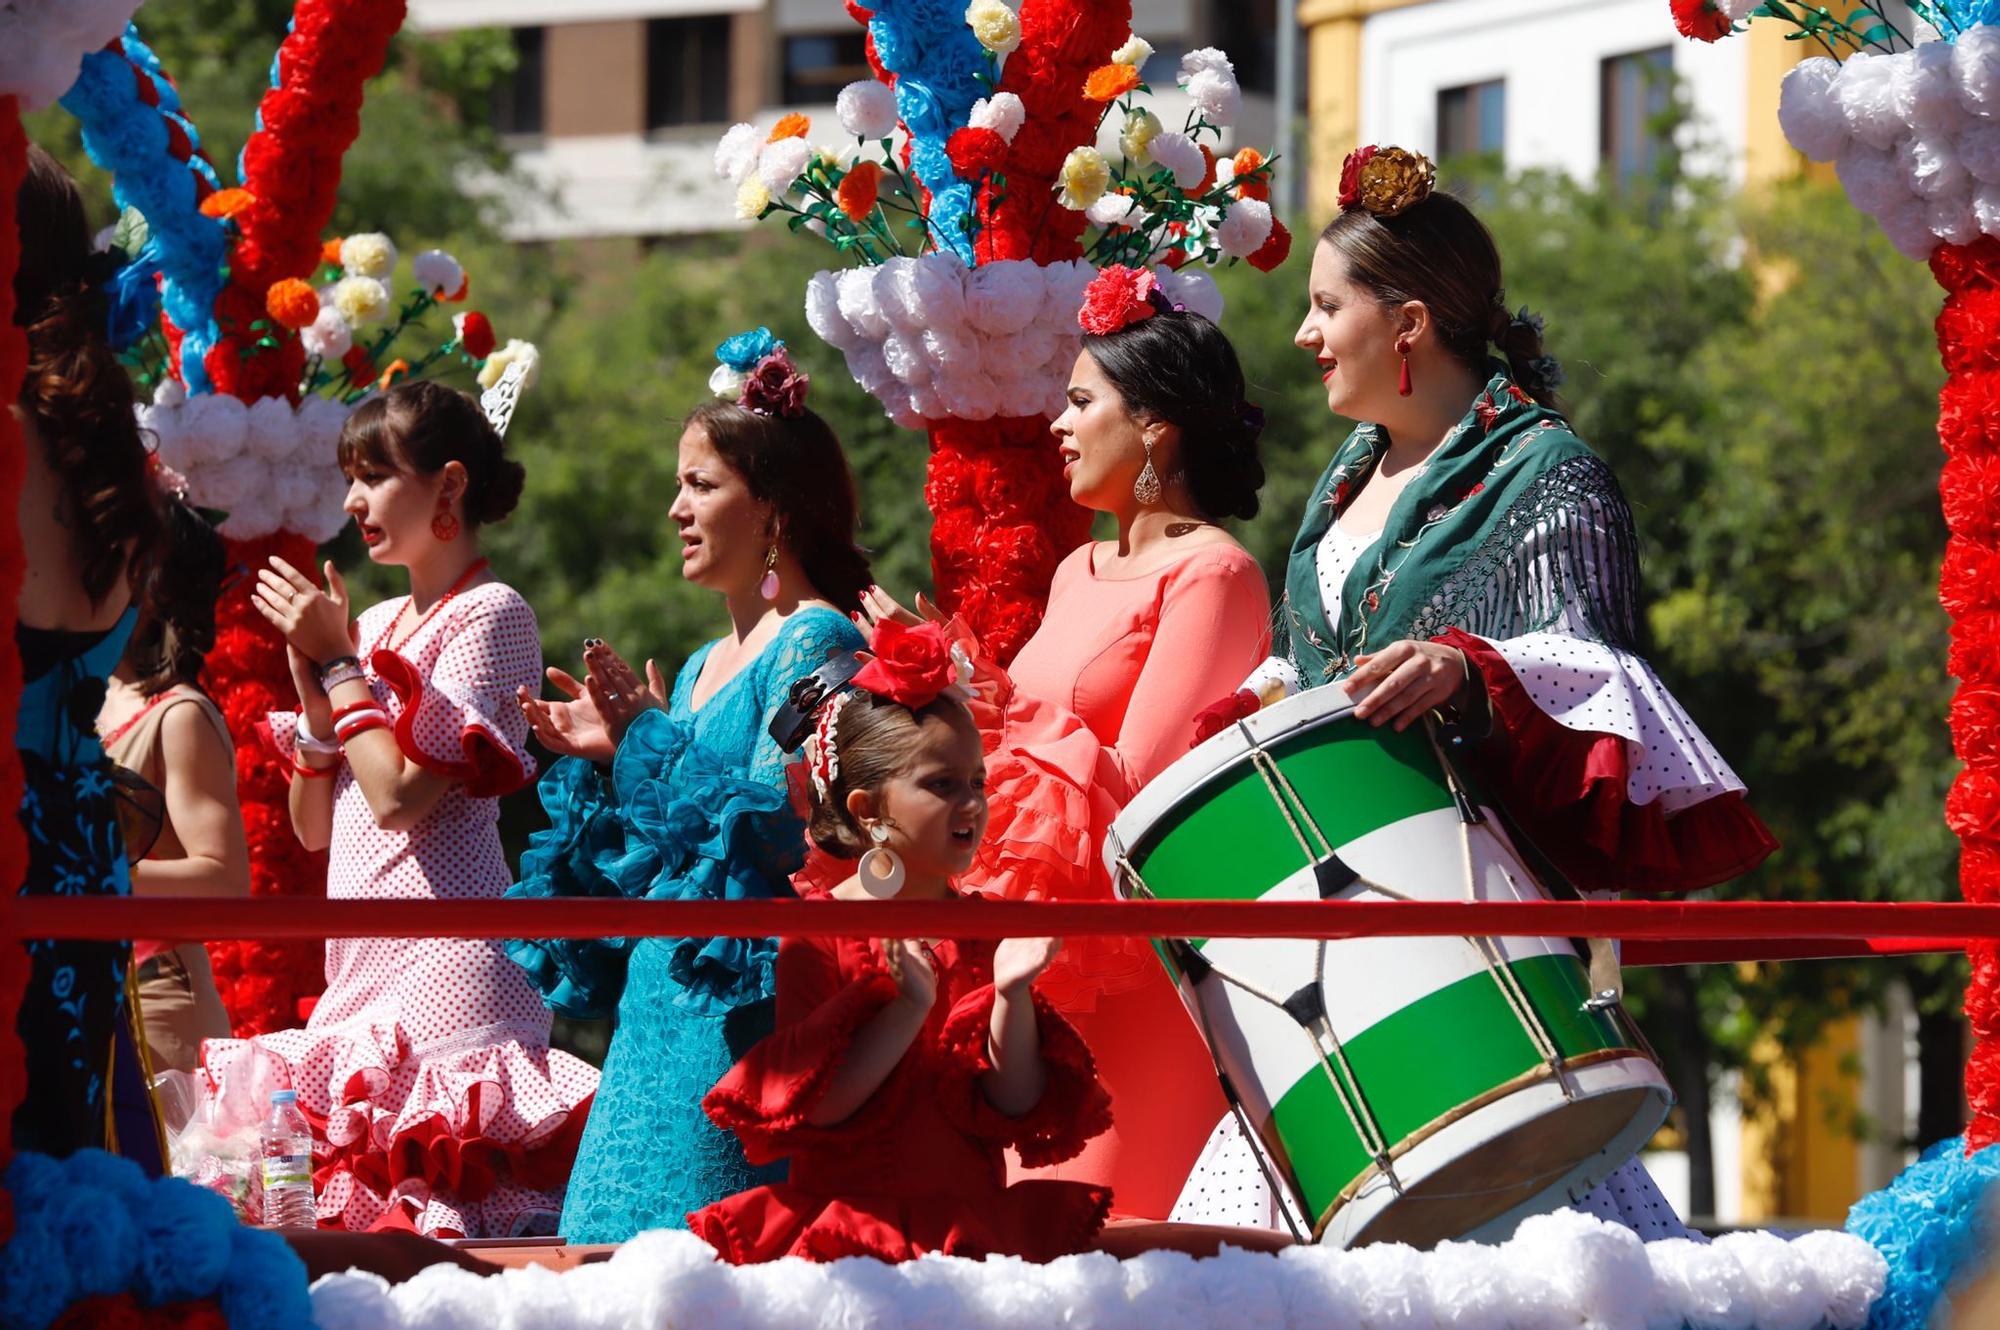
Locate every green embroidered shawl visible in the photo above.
<box><xmin>1275</xmin><ymin>367</ymin><xmax>1641</xmax><ymax>686</ymax></box>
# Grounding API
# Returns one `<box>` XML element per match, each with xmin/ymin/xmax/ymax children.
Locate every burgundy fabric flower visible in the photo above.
<box><xmin>740</xmin><ymin>347</ymin><xmax>811</xmax><ymax>417</ymax></box>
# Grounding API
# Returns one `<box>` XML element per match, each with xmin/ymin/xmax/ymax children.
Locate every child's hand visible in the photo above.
<box><xmin>993</xmin><ymin>936</ymin><xmax>1059</xmax><ymax>998</ymax></box>
<box><xmin>883</xmin><ymin>938</ymin><xmax>938</xmax><ymax>1012</ymax></box>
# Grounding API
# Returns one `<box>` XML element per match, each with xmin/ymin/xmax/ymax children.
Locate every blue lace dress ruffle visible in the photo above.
<box><xmin>507</xmin><ymin>607</ymin><xmax>863</xmax><ymax>1243</ymax></box>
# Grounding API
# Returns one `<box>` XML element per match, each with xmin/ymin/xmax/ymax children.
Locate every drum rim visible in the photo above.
<box><xmin>1104</xmin><ymin>688</ymin><xmax>1371</xmax><ymax>885</ymax></box>
<box><xmin>1310</xmin><ymin>1050</ymin><xmax>1672</xmax><ymax>1245</ymax></box>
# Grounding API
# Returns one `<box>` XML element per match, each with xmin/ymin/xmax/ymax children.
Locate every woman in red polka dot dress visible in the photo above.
<box><xmin>198</xmin><ymin>381</ymin><xmax>596</xmax><ymax>1238</ymax></box>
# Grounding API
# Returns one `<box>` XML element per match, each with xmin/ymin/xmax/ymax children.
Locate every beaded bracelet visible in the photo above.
<box><xmin>292</xmin><ymin>755</ymin><xmax>337</xmax><ymax>780</ymax></box>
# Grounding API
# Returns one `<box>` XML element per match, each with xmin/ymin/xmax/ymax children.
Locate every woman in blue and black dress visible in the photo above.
<box><xmin>508</xmin><ymin>336</ymin><xmax>867</xmax><ymax>1243</ymax></box>
<box><xmin>11</xmin><ymin>144</ymin><xmax>165</xmax><ymax>1160</ymax></box>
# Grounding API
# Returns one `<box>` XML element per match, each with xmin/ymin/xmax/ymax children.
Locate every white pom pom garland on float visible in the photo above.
<box><xmin>306</xmin><ymin>1215</ymin><xmax>1889</xmax><ymax>1330</ymax></box>
<box><xmin>141</xmin><ymin>386</ymin><xmax>355</xmax><ymax>541</ymax></box>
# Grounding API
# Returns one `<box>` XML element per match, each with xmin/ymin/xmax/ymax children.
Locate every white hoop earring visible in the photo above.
<box><xmin>857</xmin><ymin>824</ymin><xmax>906</xmax><ymax>899</ymax></box>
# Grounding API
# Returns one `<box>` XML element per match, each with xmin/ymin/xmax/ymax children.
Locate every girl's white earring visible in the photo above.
<box><xmin>857</xmin><ymin>823</ymin><xmax>906</xmax><ymax>899</ymax></box>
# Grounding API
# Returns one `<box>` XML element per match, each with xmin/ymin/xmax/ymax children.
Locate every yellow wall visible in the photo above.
<box><xmin>1737</xmin><ymin>1016</ymin><xmax>1863</xmax><ymax>1223</ymax></box>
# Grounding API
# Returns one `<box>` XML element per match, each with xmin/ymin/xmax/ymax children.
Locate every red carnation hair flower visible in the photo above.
<box><xmin>1670</xmin><ymin>0</ymin><xmax>1734</xmax><ymax>41</ymax></box>
<box><xmin>1077</xmin><ymin>264</ymin><xmax>1160</xmax><ymax>335</ymax></box>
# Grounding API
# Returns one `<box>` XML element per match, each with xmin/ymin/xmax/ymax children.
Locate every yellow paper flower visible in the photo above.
<box><xmin>965</xmin><ymin>0</ymin><xmax>1021</xmax><ymax>54</ymax></box>
<box><xmin>1112</xmin><ymin>35</ymin><xmax>1153</xmax><ymax>67</ymax></box>
<box><xmin>338</xmin><ymin>232</ymin><xmax>397</xmax><ymax>280</ymax></box>
<box><xmin>1119</xmin><ymin>108</ymin><xmax>1162</xmax><ymax>163</ymax></box>
<box><xmin>735</xmin><ymin>176</ymin><xmax>772</xmax><ymax>220</ymax></box>
<box><xmin>330</xmin><ymin>275</ymin><xmax>391</xmax><ymax>326</ymax></box>
<box><xmin>1056</xmin><ymin>147</ymin><xmax>1110</xmax><ymax>211</ymax></box>
<box><xmin>477</xmin><ymin>338</ymin><xmax>541</xmax><ymax>391</ymax></box>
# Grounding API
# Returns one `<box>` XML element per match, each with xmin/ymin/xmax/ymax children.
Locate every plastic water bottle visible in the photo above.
<box><xmin>259</xmin><ymin>1088</ymin><xmax>317</xmax><ymax>1228</ymax></box>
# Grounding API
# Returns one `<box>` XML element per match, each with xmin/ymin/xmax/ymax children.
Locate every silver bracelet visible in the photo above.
<box><xmin>295</xmin><ymin>717</ymin><xmax>340</xmax><ymax>757</ymax></box>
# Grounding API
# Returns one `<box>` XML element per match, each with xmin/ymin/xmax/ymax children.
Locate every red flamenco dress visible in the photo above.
<box><xmin>688</xmin><ymin>931</ymin><xmax>1114</xmax><ymax>1263</ymax></box>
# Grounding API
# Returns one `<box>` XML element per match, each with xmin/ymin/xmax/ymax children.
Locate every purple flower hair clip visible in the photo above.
<box><xmin>740</xmin><ymin>345</ymin><xmax>811</xmax><ymax>418</ymax></box>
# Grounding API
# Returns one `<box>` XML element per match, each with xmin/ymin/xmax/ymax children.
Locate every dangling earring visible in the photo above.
<box><xmin>432</xmin><ymin>499</ymin><xmax>461</xmax><ymax>542</ymax></box>
<box><xmin>758</xmin><ymin>544</ymin><xmax>780</xmax><ymax>602</ymax></box>
<box><xmin>857</xmin><ymin>824</ymin><xmax>906</xmax><ymax>899</ymax></box>
<box><xmin>1133</xmin><ymin>438</ymin><xmax>1162</xmax><ymax>505</ymax></box>
<box><xmin>1396</xmin><ymin>339</ymin><xmax>1414</xmax><ymax>397</ymax></box>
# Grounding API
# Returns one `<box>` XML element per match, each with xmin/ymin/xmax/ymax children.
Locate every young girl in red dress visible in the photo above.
<box><xmin>686</xmin><ymin>622</ymin><xmax>1114</xmax><ymax>1264</ymax></box>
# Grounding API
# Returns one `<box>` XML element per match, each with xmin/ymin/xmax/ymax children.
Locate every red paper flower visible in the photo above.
<box><xmin>1952</xmin><ymin>611</ymin><xmax>2000</xmax><ymax>683</ymax></box>
<box><xmin>948</xmin><ymin>126</ymin><xmax>1009</xmax><ymax>179</ymax></box>
<box><xmin>1954</xmin><ymin>687</ymin><xmax>2000</xmax><ymax>765</ymax></box>
<box><xmin>1669</xmin><ymin>0</ymin><xmax>1733</xmax><ymax>40</ymax></box>
<box><xmin>455</xmin><ymin>310</ymin><xmax>496</xmax><ymax>359</ymax></box>
<box><xmin>837</xmin><ymin>161</ymin><xmax>882</xmax><ymax>221</ymax></box>
<box><xmin>1247</xmin><ymin>218</ymin><xmax>1292</xmax><ymax>273</ymax></box>
<box><xmin>852</xmin><ymin>620</ymin><xmax>959</xmax><ymax>706</ymax></box>
<box><xmin>1948</xmin><ymin>765</ymin><xmax>2000</xmax><ymax>844</ymax></box>
<box><xmin>1941</xmin><ymin>289</ymin><xmax>2000</xmax><ymax>376</ymax></box>
<box><xmin>1337</xmin><ymin>145</ymin><xmax>1378</xmax><ymax>210</ymax></box>
<box><xmin>1077</xmin><ymin>264</ymin><xmax>1160</xmax><ymax>335</ymax></box>
<box><xmin>1943</xmin><ymin>536</ymin><xmax>2000</xmax><ymax>618</ymax></box>
<box><xmin>342</xmin><ymin>344</ymin><xmax>376</xmax><ymax>384</ymax></box>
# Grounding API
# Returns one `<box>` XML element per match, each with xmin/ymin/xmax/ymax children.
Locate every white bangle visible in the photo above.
<box><xmin>295</xmin><ymin>717</ymin><xmax>340</xmax><ymax>757</ymax></box>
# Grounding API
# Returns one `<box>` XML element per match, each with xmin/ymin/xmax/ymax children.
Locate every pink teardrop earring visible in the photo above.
<box><xmin>758</xmin><ymin>544</ymin><xmax>780</xmax><ymax>601</ymax></box>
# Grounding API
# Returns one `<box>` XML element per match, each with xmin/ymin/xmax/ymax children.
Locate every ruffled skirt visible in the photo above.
<box><xmin>691</xmin><ymin>1178</ymin><xmax>1112</xmax><ymax>1264</ymax></box>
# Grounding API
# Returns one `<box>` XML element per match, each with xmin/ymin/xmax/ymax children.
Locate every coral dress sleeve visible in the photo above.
<box><xmin>369</xmin><ymin>587</ymin><xmax>542</xmax><ymax>798</ymax></box>
<box><xmin>932</xmin><ymin>983</ymin><xmax>1113</xmax><ymax>1168</ymax></box>
<box><xmin>700</xmin><ymin>936</ymin><xmax>902</xmax><ymax>1165</ymax></box>
<box><xmin>962</xmin><ymin>550</ymin><xmax>1270</xmax><ymax>1002</ymax></box>
<box><xmin>1427</xmin><ymin>497</ymin><xmax>1777</xmax><ymax>894</ymax></box>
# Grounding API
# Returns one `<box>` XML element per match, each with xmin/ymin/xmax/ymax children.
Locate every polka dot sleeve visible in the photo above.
<box><xmin>371</xmin><ymin>585</ymin><xmax>542</xmax><ymax>799</ymax></box>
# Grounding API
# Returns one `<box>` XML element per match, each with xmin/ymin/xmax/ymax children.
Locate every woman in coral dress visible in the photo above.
<box><xmin>860</xmin><ymin>269</ymin><xmax>1272</xmax><ymax>1219</ymax></box>
<box><xmin>689</xmin><ymin>621</ymin><xmax>1111</xmax><ymax>1262</ymax></box>
<box><xmin>202</xmin><ymin>381</ymin><xmax>595</xmax><ymax>1237</ymax></box>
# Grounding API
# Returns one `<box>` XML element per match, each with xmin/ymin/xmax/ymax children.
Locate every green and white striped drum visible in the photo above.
<box><xmin>1104</xmin><ymin>688</ymin><xmax>1670</xmax><ymax>1249</ymax></box>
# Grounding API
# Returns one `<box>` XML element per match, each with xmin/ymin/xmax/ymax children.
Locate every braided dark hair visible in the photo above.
<box><xmin>1081</xmin><ymin>310</ymin><xmax>1266</xmax><ymax>523</ymax></box>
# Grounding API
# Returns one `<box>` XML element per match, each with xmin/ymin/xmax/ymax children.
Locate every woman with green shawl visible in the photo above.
<box><xmin>1171</xmin><ymin>147</ymin><xmax>1777</xmax><ymax>1240</ymax></box>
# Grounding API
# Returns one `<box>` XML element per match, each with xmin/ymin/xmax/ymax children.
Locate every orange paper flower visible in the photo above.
<box><xmin>1083</xmin><ymin>63</ymin><xmax>1141</xmax><ymax>103</ymax></box>
<box><xmin>445</xmin><ymin>273</ymin><xmax>470</xmax><ymax>302</ymax></box>
<box><xmin>264</xmin><ymin>278</ymin><xmax>321</xmax><ymax>330</ymax></box>
<box><xmin>377</xmin><ymin>357</ymin><xmax>412</xmax><ymax>389</ymax></box>
<box><xmin>1231</xmin><ymin>147</ymin><xmax>1269</xmax><ymax>200</ymax></box>
<box><xmin>837</xmin><ymin>161</ymin><xmax>882</xmax><ymax>222</ymax></box>
<box><xmin>321</xmin><ymin>237</ymin><xmax>345</xmax><ymax>267</ymax></box>
<box><xmin>199</xmin><ymin>187</ymin><xmax>255</xmax><ymax>219</ymax></box>
<box><xmin>769</xmin><ymin>113</ymin><xmax>811</xmax><ymax>142</ymax></box>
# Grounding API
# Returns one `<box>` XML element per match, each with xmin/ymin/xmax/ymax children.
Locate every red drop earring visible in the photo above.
<box><xmin>432</xmin><ymin>501</ymin><xmax>460</xmax><ymax>542</ymax></box>
<box><xmin>1396</xmin><ymin>339</ymin><xmax>1414</xmax><ymax>397</ymax></box>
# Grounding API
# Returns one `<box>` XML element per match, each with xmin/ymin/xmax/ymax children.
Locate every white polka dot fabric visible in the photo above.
<box><xmin>1314</xmin><ymin>519</ymin><xmax>1377</xmax><ymax>631</ymax></box>
<box><xmin>1169</xmin><ymin>1113</ymin><xmax>1691</xmax><ymax>1242</ymax></box>
<box><xmin>202</xmin><ymin>581</ymin><xmax>598</xmax><ymax>1238</ymax></box>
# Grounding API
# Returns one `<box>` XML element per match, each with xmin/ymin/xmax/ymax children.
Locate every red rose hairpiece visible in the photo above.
<box><xmin>851</xmin><ymin>619</ymin><xmax>970</xmax><ymax>710</ymax></box>
<box><xmin>1337</xmin><ymin>145</ymin><xmax>1436</xmax><ymax>218</ymax></box>
<box><xmin>1078</xmin><ymin>264</ymin><xmax>1174</xmax><ymax>336</ymax></box>
<box><xmin>740</xmin><ymin>345</ymin><xmax>811</xmax><ymax>418</ymax></box>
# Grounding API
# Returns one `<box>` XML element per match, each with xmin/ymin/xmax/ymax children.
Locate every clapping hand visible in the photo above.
<box><xmin>856</xmin><ymin>585</ymin><xmax>946</xmax><ymax>634</ymax></box>
<box><xmin>518</xmin><ymin>639</ymin><xmax>666</xmax><ymax>762</ymax></box>
<box><xmin>251</xmin><ymin>558</ymin><xmax>353</xmax><ymax>666</ymax></box>
<box><xmin>582</xmin><ymin>641</ymin><xmax>666</xmax><ymax>746</ymax></box>
<box><xmin>883</xmin><ymin>937</ymin><xmax>939</xmax><ymax>1012</ymax></box>
<box><xmin>993</xmin><ymin>936</ymin><xmax>1059</xmax><ymax>998</ymax></box>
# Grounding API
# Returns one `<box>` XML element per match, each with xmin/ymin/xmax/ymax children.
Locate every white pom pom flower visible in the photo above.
<box><xmin>836</xmin><ymin>267</ymin><xmax>889</xmax><ymax>338</ymax></box>
<box><xmin>1112</xmin><ymin>35</ymin><xmax>1153</xmax><ymax>68</ymax></box>
<box><xmin>1902</xmin><ymin>133</ymin><xmax>1968</xmax><ymax>199</ymax></box>
<box><xmin>1777</xmin><ymin>58</ymin><xmax>1849</xmax><ymax>162</ymax></box>
<box><xmin>300</xmin><ymin>305</ymin><xmax>352</xmax><ymax>360</ymax></box>
<box><xmin>708</xmin><ymin>364</ymin><xmax>748</xmax><ymax>398</ymax></box>
<box><xmin>1895</xmin><ymin>40</ymin><xmax>1965</xmax><ymax>135</ymax></box>
<box><xmin>969</xmin><ymin>91</ymin><xmax>1027</xmax><ymax>142</ymax></box>
<box><xmin>1216</xmin><ymin>197</ymin><xmax>1274</xmax><ymax>257</ymax></box>
<box><xmin>1158</xmin><ymin>267</ymin><xmax>1224</xmax><ymax>323</ymax></box>
<box><xmin>714</xmin><ymin>122</ymin><xmax>763</xmax><ymax>181</ymax></box>
<box><xmin>804</xmin><ymin>271</ymin><xmax>859</xmax><ymax>350</ymax></box>
<box><xmin>1148</xmin><ymin>131</ymin><xmax>1207</xmax><ymax>190</ymax></box>
<box><xmin>1085</xmin><ymin>193</ymin><xmax>1146</xmax><ymax>229</ymax></box>
<box><xmin>153</xmin><ymin>378</ymin><xmax>187</xmax><ymax>409</ymax></box>
<box><xmin>1186</xmin><ymin>67</ymin><xmax>1241</xmax><ymax>127</ymax></box>
<box><xmin>758</xmin><ymin>137</ymin><xmax>814</xmax><ymax>196</ymax></box>
<box><xmin>410</xmin><ymin>249</ymin><xmax>464</xmax><ymax>299</ymax></box>
<box><xmin>1956</xmin><ymin>24</ymin><xmax>2000</xmax><ymax>120</ymax></box>
<box><xmin>1836</xmin><ymin>141</ymin><xmax>1913</xmax><ymax>216</ymax></box>
<box><xmin>1836</xmin><ymin>52</ymin><xmax>1904</xmax><ymax>151</ymax></box>
<box><xmin>1960</xmin><ymin>123</ymin><xmax>2000</xmax><ymax>184</ymax></box>
<box><xmin>965</xmin><ymin>0</ymin><xmax>1022</xmax><ymax>55</ymax></box>
<box><xmin>836</xmin><ymin>81</ymin><xmax>900</xmax><ymax>141</ymax></box>
<box><xmin>338</xmin><ymin>232</ymin><xmax>397</xmax><ymax>280</ymax></box>
<box><xmin>1178</xmin><ymin>47</ymin><xmax>1234</xmax><ymax>83</ymax></box>
<box><xmin>331</xmin><ymin>276</ymin><xmax>391</xmax><ymax>327</ymax></box>
<box><xmin>1120</xmin><ymin>108</ymin><xmax>1163</xmax><ymax>163</ymax></box>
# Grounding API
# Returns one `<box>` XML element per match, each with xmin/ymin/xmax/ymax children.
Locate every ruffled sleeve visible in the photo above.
<box><xmin>261</xmin><ymin>710</ymin><xmax>305</xmax><ymax>764</ymax></box>
<box><xmin>700</xmin><ymin>936</ymin><xmax>904</xmax><ymax>1165</ymax></box>
<box><xmin>371</xmin><ymin>586</ymin><xmax>541</xmax><ymax>798</ymax></box>
<box><xmin>609</xmin><ymin>707</ymin><xmax>809</xmax><ymax>1014</ymax></box>
<box><xmin>505</xmin><ymin>756</ymin><xmax>657</xmax><ymax>1018</ymax></box>
<box><xmin>958</xmin><ymin>549</ymin><xmax>1271</xmax><ymax>1007</ymax></box>
<box><xmin>932</xmin><ymin>982</ymin><xmax>1113</xmax><ymax>1168</ymax></box>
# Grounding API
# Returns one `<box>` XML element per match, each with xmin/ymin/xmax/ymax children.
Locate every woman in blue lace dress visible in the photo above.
<box><xmin>12</xmin><ymin>145</ymin><xmax>165</xmax><ymax>1158</ymax></box>
<box><xmin>508</xmin><ymin>336</ymin><xmax>868</xmax><ymax>1242</ymax></box>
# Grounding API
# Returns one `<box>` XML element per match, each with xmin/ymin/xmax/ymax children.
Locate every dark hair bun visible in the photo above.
<box><xmin>1081</xmin><ymin>310</ymin><xmax>1265</xmax><ymax>524</ymax></box>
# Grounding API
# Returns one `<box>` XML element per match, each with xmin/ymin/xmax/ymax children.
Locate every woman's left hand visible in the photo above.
<box><xmin>582</xmin><ymin>641</ymin><xmax>665</xmax><ymax>747</ymax></box>
<box><xmin>855</xmin><ymin>585</ymin><xmax>946</xmax><ymax>634</ymax></box>
<box><xmin>993</xmin><ymin>936</ymin><xmax>1060</xmax><ymax>998</ymax></box>
<box><xmin>251</xmin><ymin>558</ymin><xmax>353</xmax><ymax>665</ymax></box>
<box><xmin>1343</xmin><ymin>640</ymin><xmax>1472</xmax><ymax>732</ymax></box>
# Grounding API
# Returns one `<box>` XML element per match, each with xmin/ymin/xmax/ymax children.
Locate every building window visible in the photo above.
<box><xmin>491</xmin><ymin>26</ymin><xmax>545</xmax><ymax>140</ymax></box>
<box><xmin>1437</xmin><ymin>78</ymin><xmax>1505</xmax><ymax>163</ymax></box>
<box><xmin>782</xmin><ymin>32</ymin><xmax>870</xmax><ymax>106</ymax></box>
<box><xmin>647</xmin><ymin>15</ymin><xmax>732</xmax><ymax>131</ymax></box>
<box><xmin>1600</xmin><ymin>47</ymin><xmax>1675</xmax><ymax>187</ymax></box>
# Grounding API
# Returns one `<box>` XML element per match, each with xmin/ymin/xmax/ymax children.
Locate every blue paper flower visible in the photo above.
<box><xmin>716</xmin><ymin>327</ymin><xmax>782</xmax><ymax>371</ymax></box>
<box><xmin>866</xmin><ymin>0</ymin><xmax>988</xmax><ymax>261</ymax></box>
<box><xmin>1846</xmin><ymin>1135</ymin><xmax>2000</xmax><ymax>1330</ymax></box>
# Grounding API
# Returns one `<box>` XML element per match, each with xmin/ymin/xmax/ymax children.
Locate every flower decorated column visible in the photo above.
<box><xmin>722</xmin><ymin>1</ymin><xmax>1284</xmax><ymax>662</ymax></box>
